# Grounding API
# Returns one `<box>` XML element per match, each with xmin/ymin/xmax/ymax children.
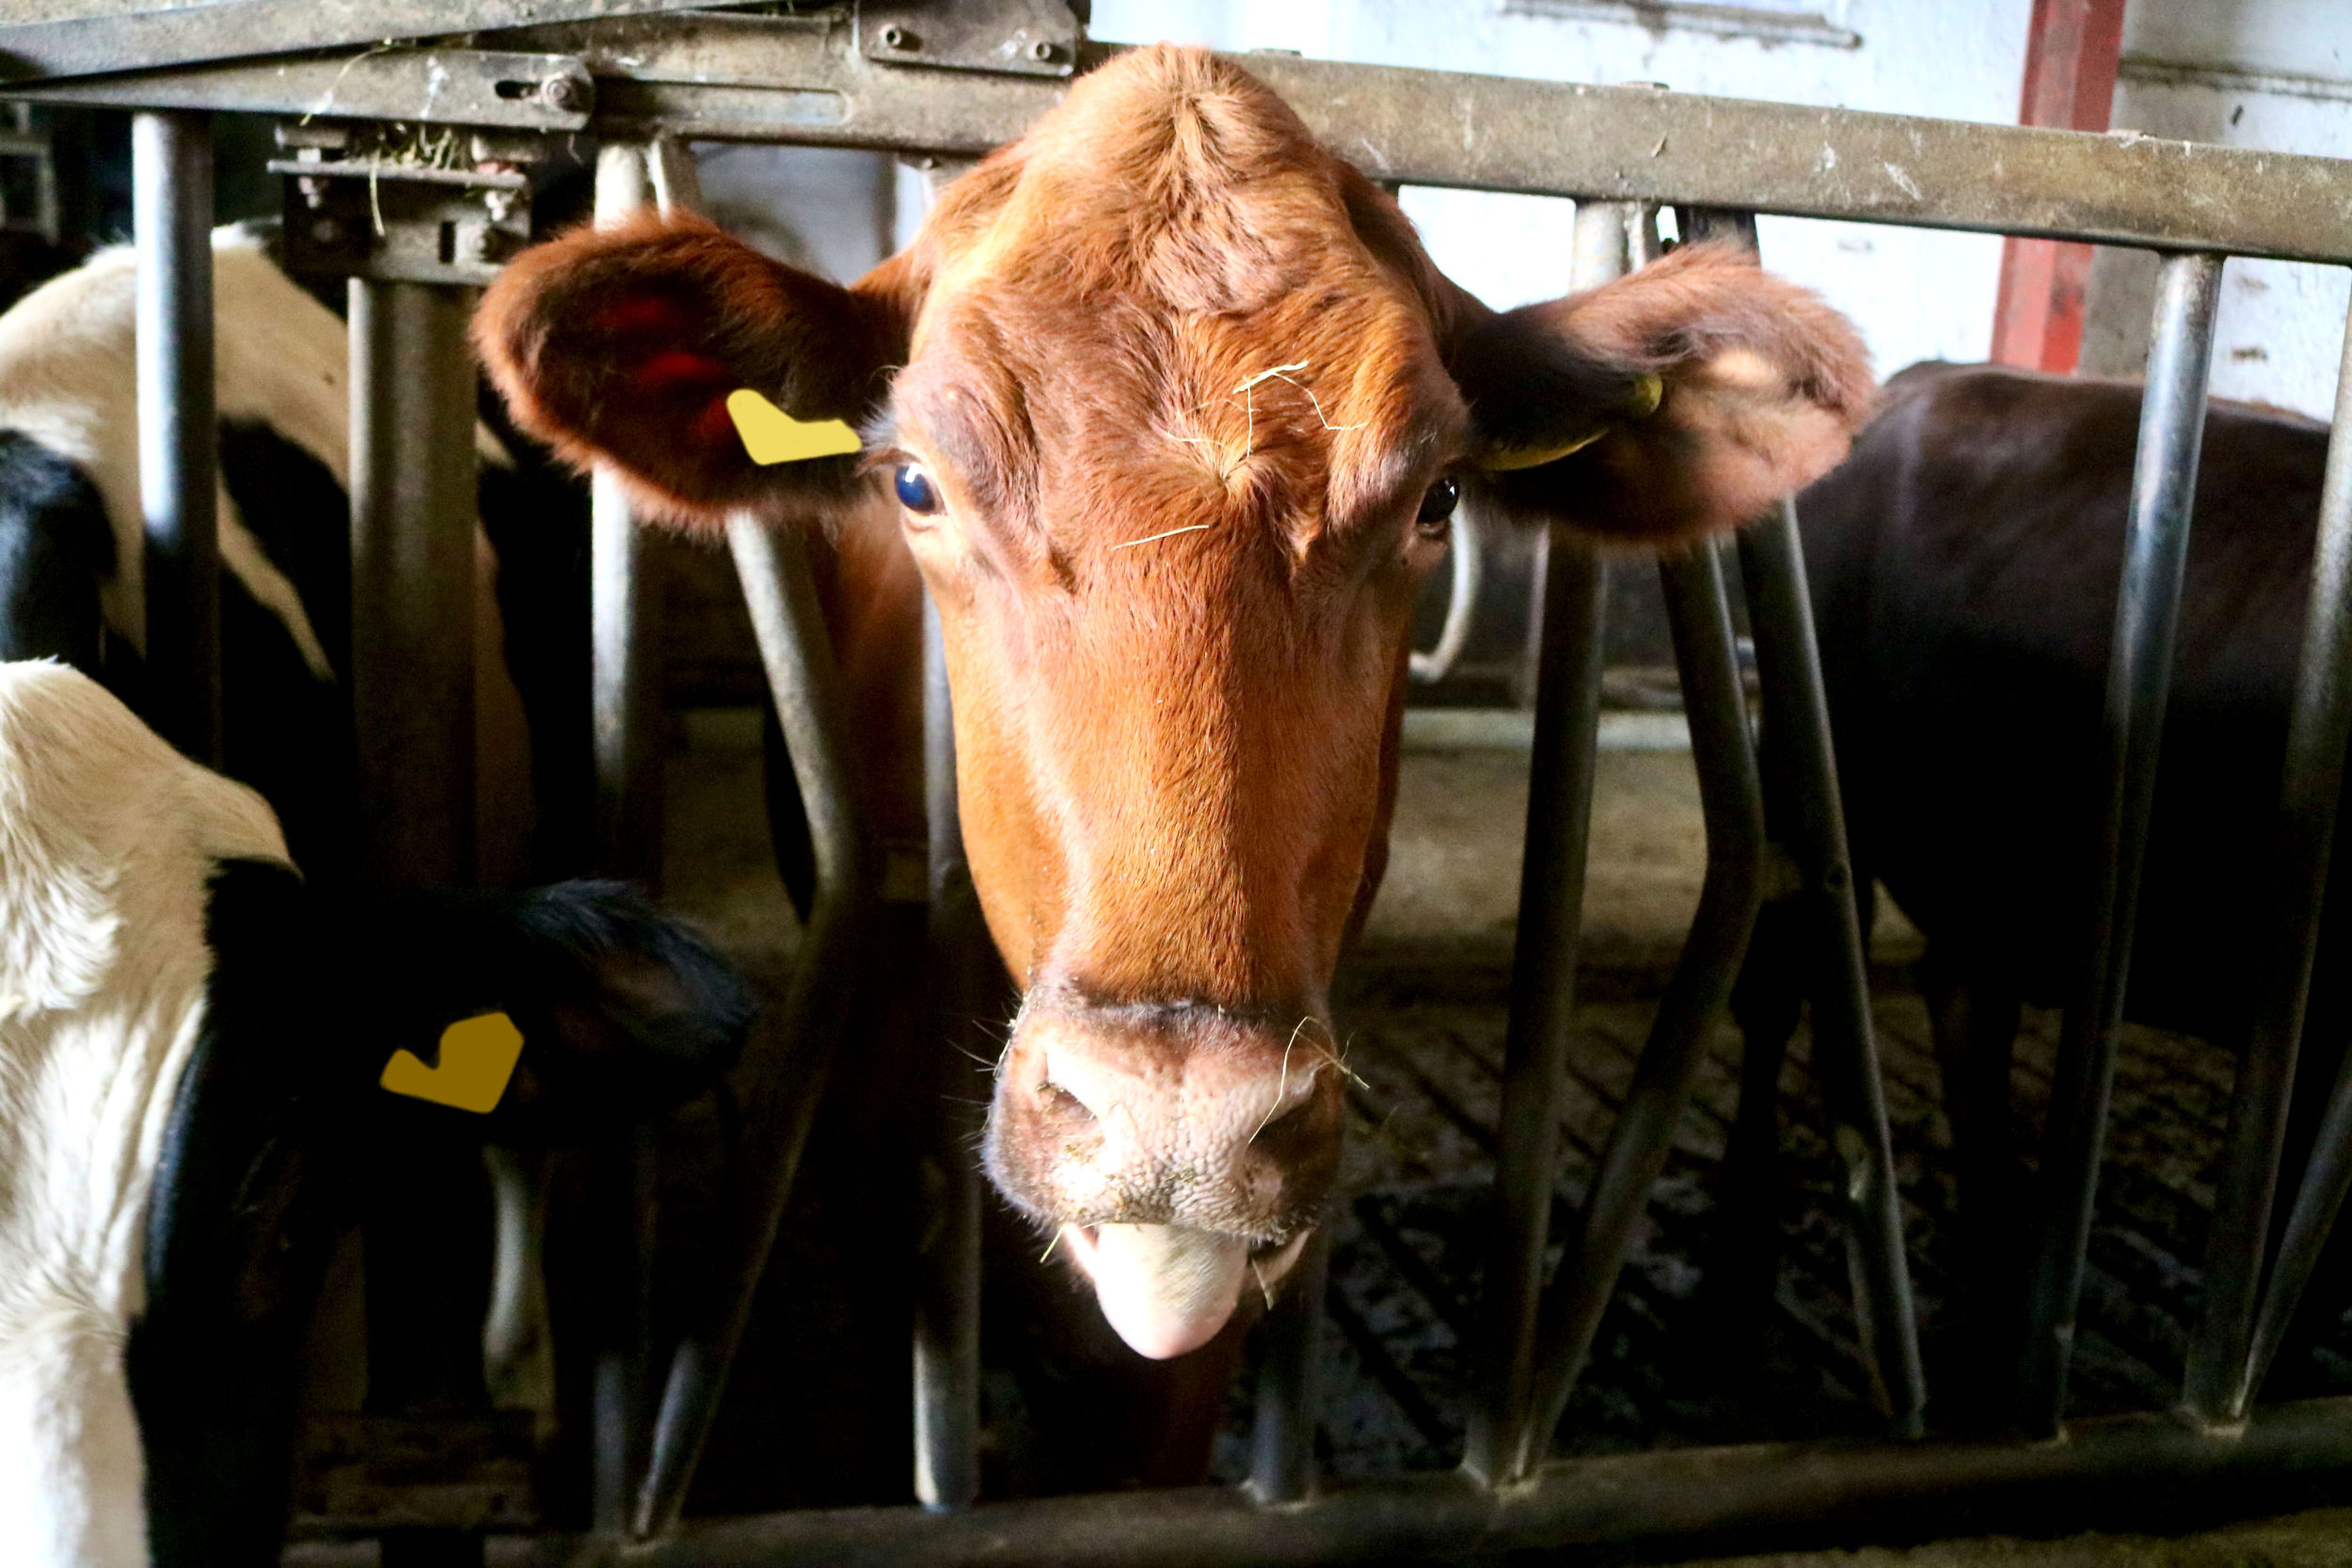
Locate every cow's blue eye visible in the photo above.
<box><xmin>895</xmin><ymin>464</ymin><xmax>941</xmax><ymax>515</ymax></box>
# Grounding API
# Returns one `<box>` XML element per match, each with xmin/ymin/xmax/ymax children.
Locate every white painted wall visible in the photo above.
<box><xmin>1094</xmin><ymin>0</ymin><xmax>2352</xmax><ymax>418</ymax></box>
<box><xmin>2082</xmin><ymin>0</ymin><xmax>2352</xmax><ymax>417</ymax></box>
<box><xmin>1094</xmin><ymin>0</ymin><xmax>2032</xmax><ymax>385</ymax></box>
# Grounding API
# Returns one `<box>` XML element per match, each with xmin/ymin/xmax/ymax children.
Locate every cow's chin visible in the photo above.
<box><xmin>1060</xmin><ymin>1222</ymin><xmax>1313</xmax><ymax>1358</ymax></box>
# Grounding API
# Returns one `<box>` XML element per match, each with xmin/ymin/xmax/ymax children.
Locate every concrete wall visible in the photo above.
<box><xmin>1093</xmin><ymin>0</ymin><xmax>2352</xmax><ymax>418</ymax></box>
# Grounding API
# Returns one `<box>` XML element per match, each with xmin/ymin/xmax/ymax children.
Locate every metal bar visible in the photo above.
<box><xmin>2232</xmin><ymin>304</ymin><xmax>2352</xmax><ymax>1413</ymax></box>
<box><xmin>133</xmin><ymin>109</ymin><xmax>218</xmax><ymax>768</ymax></box>
<box><xmin>1461</xmin><ymin>207</ymin><xmax>1625</xmax><ymax>1487</ymax></box>
<box><xmin>914</xmin><ymin>589</ymin><xmax>984</xmax><ymax>1513</ymax></box>
<box><xmin>590</xmin><ymin>142</ymin><xmax>664</xmax><ymax>887</ymax></box>
<box><xmin>446</xmin><ymin>13</ymin><xmax>2352</xmax><ymax>265</ymax></box>
<box><xmin>593</xmin><ymin>1393</ymin><xmax>2352</xmax><ymax>1568</ymax></box>
<box><xmin>0</xmin><ymin>0</ymin><xmax>717</xmax><ymax>81</ymax></box>
<box><xmin>2015</xmin><ymin>251</ymin><xmax>2225</xmax><ymax>1436</ymax></box>
<box><xmin>1462</xmin><ymin>199</ymin><xmax>1623</xmax><ymax>1483</ymax></box>
<box><xmin>632</xmin><ymin>517</ymin><xmax>878</xmax><ymax>1539</ymax></box>
<box><xmin>348</xmin><ymin>268</ymin><xmax>484</xmax><ymax>1568</ymax></box>
<box><xmin>1517</xmin><ymin>537</ymin><xmax>1767</xmax><ymax>1477</ymax></box>
<box><xmin>349</xmin><ymin>278</ymin><xmax>477</xmax><ymax>889</ymax></box>
<box><xmin>1738</xmin><ymin>502</ymin><xmax>1927</xmax><ymax>1435</ymax></box>
<box><xmin>9</xmin><ymin>47</ymin><xmax>594</xmax><ymax>130</ymax></box>
<box><xmin>1687</xmin><ymin>193</ymin><xmax>1925</xmax><ymax>1434</ymax></box>
<box><xmin>1249</xmin><ymin>1227</ymin><xmax>1333</xmax><ymax>1504</ymax></box>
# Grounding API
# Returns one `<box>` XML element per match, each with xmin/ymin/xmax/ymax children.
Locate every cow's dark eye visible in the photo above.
<box><xmin>1415</xmin><ymin>476</ymin><xmax>1459</xmax><ymax>533</ymax></box>
<box><xmin>895</xmin><ymin>464</ymin><xmax>942</xmax><ymax>515</ymax></box>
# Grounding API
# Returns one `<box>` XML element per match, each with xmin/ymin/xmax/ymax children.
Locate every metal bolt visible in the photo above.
<box><xmin>310</xmin><ymin>215</ymin><xmax>342</xmax><ymax>245</ymax></box>
<box><xmin>880</xmin><ymin>24</ymin><xmax>914</xmax><ymax>49</ymax></box>
<box><xmin>1028</xmin><ymin>40</ymin><xmax>1058</xmax><ymax>62</ymax></box>
<box><xmin>540</xmin><ymin>72</ymin><xmax>589</xmax><ymax>113</ymax></box>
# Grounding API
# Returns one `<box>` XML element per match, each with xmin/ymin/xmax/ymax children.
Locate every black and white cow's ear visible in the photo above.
<box><xmin>473</xmin><ymin>212</ymin><xmax>914</xmax><ymax>532</ymax></box>
<box><xmin>1449</xmin><ymin>241</ymin><xmax>1876</xmax><ymax>545</ymax></box>
<box><xmin>316</xmin><ymin>878</ymin><xmax>756</xmax><ymax>1139</ymax></box>
<box><xmin>473</xmin><ymin>879</ymin><xmax>757</xmax><ymax>1132</ymax></box>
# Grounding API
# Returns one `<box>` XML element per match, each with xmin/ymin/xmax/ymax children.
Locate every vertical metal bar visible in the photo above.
<box><xmin>1518</xmin><ymin>537</ymin><xmax>1766</xmax><ymax>1475</ymax></box>
<box><xmin>349</xmin><ymin>267</ymin><xmax>484</xmax><ymax>1568</ymax></box>
<box><xmin>2016</xmin><ymin>250</ymin><xmax>2224</xmax><ymax>1436</ymax></box>
<box><xmin>586</xmin><ymin>139</ymin><xmax>663</xmax><ymax>1536</ymax></box>
<box><xmin>2229</xmin><ymin>304</ymin><xmax>2352</xmax><ymax>1415</ymax></box>
<box><xmin>633</xmin><ymin>517</ymin><xmax>877</xmax><ymax>1539</ymax></box>
<box><xmin>1667</xmin><ymin>198</ymin><xmax>1931</xmax><ymax>1434</ymax></box>
<box><xmin>914</xmin><ymin>590</ymin><xmax>985</xmax><ymax>1513</ymax></box>
<box><xmin>133</xmin><ymin>109</ymin><xmax>218</xmax><ymax>766</ymax></box>
<box><xmin>1249</xmin><ymin>1227</ymin><xmax>1333</xmax><ymax>1504</ymax></box>
<box><xmin>349</xmin><ymin>281</ymin><xmax>477</xmax><ymax>887</ymax></box>
<box><xmin>1462</xmin><ymin>199</ymin><xmax>1624</xmax><ymax>1485</ymax></box>
<box><xmin>1738</xmin><ymin>505</ymin><xmax>1927</xmax><ymax>1435</ymax></box>
<box><xmin>591</xmin><ymin>141</ymin><xmax>665</xmax><ymax>889</ymax></box>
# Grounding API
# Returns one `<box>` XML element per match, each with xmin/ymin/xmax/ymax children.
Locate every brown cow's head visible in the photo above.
<box><xmin>476</xmin><ymin>46</ymin><xmax>1871</xmax><ymax>1358</ymax></box>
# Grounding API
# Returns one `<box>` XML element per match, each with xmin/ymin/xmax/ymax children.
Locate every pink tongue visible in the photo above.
<box><xmin>1064</xmin><ymin>1223</ymin><xmax>1248</xmax><ymax>1359</ymax></box>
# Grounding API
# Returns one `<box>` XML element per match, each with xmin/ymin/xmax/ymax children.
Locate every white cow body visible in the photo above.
<box><xmin>0</xmin><ymin>660</ymin><xmax>285</xmax><ymax>1568</ymax></box>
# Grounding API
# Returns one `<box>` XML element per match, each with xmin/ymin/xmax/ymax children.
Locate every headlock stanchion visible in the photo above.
<box><xmin>2232</xmin><ymin>308</ymin><xmax>2352</xmax><ymax>1419</ymax></box>
<box><xmin>2016</xmin><ymin>253</ymin><xmax>2225</xmax><ymax>1437</ymax></box>
<box><xmin>132</xmin><ymin>107</ymin><xmax>219</xmax><ymax>768</ymax></box>
<box><xmin>631</xmin><ymin>517</ymin><xmax>882</xmax><ymax>1538</ymax></box>
<box><xmin>35</xmin><ymin>0</ymin><xmax>2352</xmax><ymax>1558</ymax></box>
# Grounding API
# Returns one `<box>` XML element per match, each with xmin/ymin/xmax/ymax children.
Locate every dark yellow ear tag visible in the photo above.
<box><xmin>380</xmin><ymin>1012</ymin><xmax>525</xmax><ymax>1114</ymax></box>
<box><xmin>1477</xmin><ymin>371</ymin><xmax>1667</xmax><ymax>472</ymax></box>
<box><xmin>725</xmin><ymin>388</ymin><xmax>862</xmax><ymax>466</ymax></box>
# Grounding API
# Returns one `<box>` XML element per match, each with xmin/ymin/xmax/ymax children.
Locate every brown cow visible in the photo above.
<box><xmin>476</xmin><ymin>45</ymin><xmax>1873</xmax><ymax>1360</ymax></box>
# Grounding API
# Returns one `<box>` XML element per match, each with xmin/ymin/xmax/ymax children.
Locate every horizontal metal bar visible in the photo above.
<box><xmin>502</xmin><ymin>15</ymin><xmax>2352</xmax><ymax>263</ymax></box>
<box><xmin>0</xmin><ymin>0</ymin><xmax>714</xmax><ymax>83</ymax></box>
<box><xmin>9</xmin><ymin>47</ymin><xmax>592</xmax><ymax>129</ymax></box>
<box><xmin>495</xmin><ymin>1395</ymin><xmax>2352</xmax><ymax>1568</ymax></box>
<box><xmin>23</xmin><ymin>12</ymin><xmax>2352</xmax><ymax>263</ymax></box>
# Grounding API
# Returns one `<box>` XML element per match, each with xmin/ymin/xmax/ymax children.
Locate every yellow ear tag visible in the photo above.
<box><xmin>725</xmin><ymin>388</ymin><xmax>862</xmax><ymax>466</ymax></box>
<box><xmin>380</xmin><ymin>1012</ymin><xmax>524</xmax><ymax>1115</ymax></box>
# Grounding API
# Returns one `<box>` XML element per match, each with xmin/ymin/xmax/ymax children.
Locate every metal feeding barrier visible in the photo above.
<box><xmin>8</xmin><ymin>1</ymin><xmax>2352</xmax><ymax>1560</ymax></box>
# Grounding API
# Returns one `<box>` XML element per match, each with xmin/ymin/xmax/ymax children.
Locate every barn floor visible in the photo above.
<box><xmin>628</xmin><ymin>714</ymin><xmax>2352</xmax><ymax>1562</ymax></box>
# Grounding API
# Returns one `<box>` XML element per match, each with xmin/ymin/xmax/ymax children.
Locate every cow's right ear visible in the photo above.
<box><xmin>473</xmin><ymin>212</ymin><xmax>913</xmax><ymax>531</ymax></box>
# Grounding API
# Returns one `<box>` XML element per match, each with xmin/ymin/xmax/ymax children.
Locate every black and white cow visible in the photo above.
<box><xmin>0</xmin><ymin>660</ymin><xmax>751</xmax><ymax>1566</ymax></box>
<box><xmin>0</xmin><ymin>225</ymin><xmax>590</xmax><ymax>885</ymax></box>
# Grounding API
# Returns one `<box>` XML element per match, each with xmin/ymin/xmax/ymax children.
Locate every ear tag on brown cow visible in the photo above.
<box><xmin>1478</xmin><ymin>371</ymin><xmax>1667</xmax><ymax>472</ymax></box>
<box><xmin>725</xmin><ymin>388</ymin><xmax>862</xmax><ymax>466</ymax></box>
<box><xmin>379</xmin><ymin>1012</ymin><xmax>524</xmax><ymax>1114</ymax></box>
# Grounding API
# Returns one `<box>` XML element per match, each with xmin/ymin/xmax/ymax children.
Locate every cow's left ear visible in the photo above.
<box><xmin>1449</xmin><ymin>241</ymin><xmax>1874</xmax><ymax>543</ymax></box>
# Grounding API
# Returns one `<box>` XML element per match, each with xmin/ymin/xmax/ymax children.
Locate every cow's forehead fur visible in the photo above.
<box><xmin>886</xmin><ymin>46</ymin><xmax>1467</xmax><ymax>558</ymax></box>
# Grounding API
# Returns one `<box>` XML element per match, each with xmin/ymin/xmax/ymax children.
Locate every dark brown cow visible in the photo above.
<box><xmin>477</xmin><ymin>45</ymin><xmax>1872</xmax><ymax>1358</ymax></box>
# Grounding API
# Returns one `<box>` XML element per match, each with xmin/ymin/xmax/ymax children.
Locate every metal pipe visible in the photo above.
<box><xmin>585</xmin><ymin>139</ymin><xmax>662</xmax><ymax>1534</ymax></box>
<box><xmin>2233</xmin><ymin>302</ymin><xmax>2352</xmax><ymax>1412</ymax></box>
<box><xmin>132</xmin><ymin>109</ymin><xmax>218</xmax><ymax>767</ymax></box>
<box><xmin>1249</xmin><ymin>1227</ymin><xmax>1334</xmax><ymax>1504</ymax></box>
<box><xmin>1517</xmin><ymin>537</ymin><xmax>1766</xmax><ymax>1476</ymax></box>
<box><xmin>349</xmin><ymin>280</ymin><xmax>478</xmax><ymax>888</ymax></box>
<box><xmin>632</xmin><ymin>516</ymin><xmax>878</xmax><ymax>1538</ymax></box>
<box><xmin>1461</xmin><ymin>199</ymin><xmax>1622</xmax><ymax>1483</ymax></box>
<box><xmin>1408</xmin><ymin>501</ymin><xmax>1483</xmax><ymax>684</ymax></box>
<box><xmin>590</xmin><ymin>141</ymin><xmax>665</xmax><ymax>889</ymax></box>
<box><xmin>2016</xmin><ymin>250</ymin><xmax>2224</xmax><ymax>1436</ymax></box>
<box><xmin>1736</xmin><ymin>502</ymin><xmax>1926</xmax><ymax>1435</ymax></box>
<box><xmin>602</xmin><ymin>1394</ymin><xmax>2352</xmax><ymax>1568</ymax></box>
<box><xmin>914</xmin><ymin>589</ymin><xmax>984</xmax><ymax>1513</ymax></box>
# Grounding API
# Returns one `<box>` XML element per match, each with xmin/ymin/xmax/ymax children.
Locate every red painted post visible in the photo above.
<box><xmin>1989</xmin><ymin>0</ymin><xmax>2128</xmax><ymax>372</ymax></box>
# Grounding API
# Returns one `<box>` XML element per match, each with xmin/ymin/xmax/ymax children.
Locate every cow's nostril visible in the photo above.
<box><xmin>1037</xmin><ymin>1079</ymin><xmax>1093</xmax><ymax>1123</ymax></box>
<box><xmin>1249</xmin><ymin>1097</ymin><xmax>1314</xmax><ymax>1147</ymax></box>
